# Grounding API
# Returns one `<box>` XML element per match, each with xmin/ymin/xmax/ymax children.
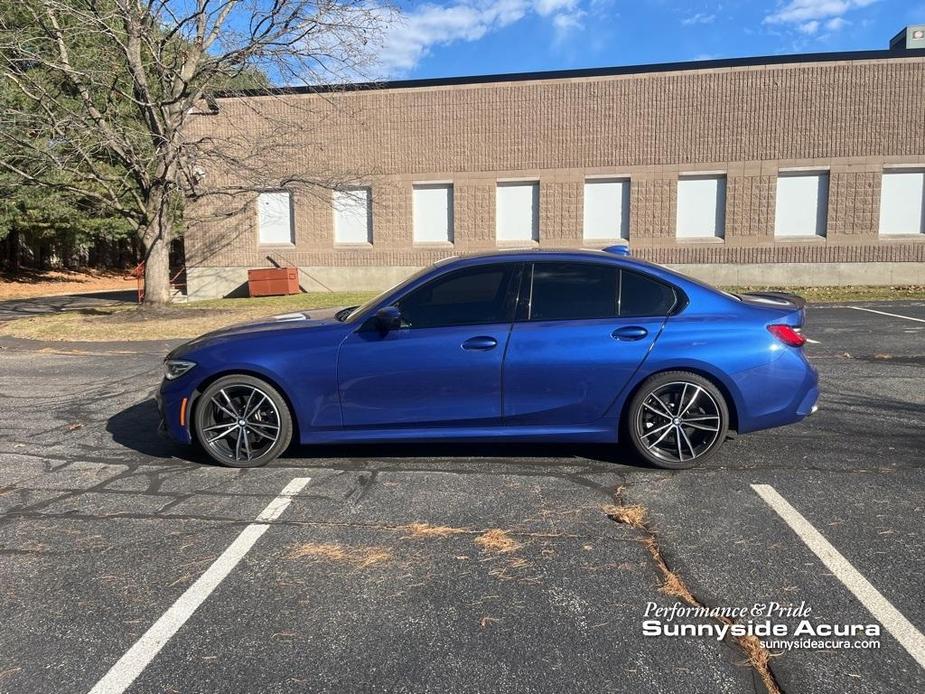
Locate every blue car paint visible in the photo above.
<box><xmin>338</xmin><ymin>321</ymin><xmax>511</xmax><ymax>427</ymax></box>
<box><xmin>502</xmin><ymin>314</ymin><xmax>666</xmax><ymax>424</ymax></box>
<box><xmin>158</xmin><ymin>250</ymin><xmax>818</xmax><ymax>449</ymax></box>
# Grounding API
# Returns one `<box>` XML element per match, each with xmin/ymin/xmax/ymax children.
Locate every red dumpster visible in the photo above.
<box><xmin>247</xmin><ymin>268</ymin><xmax>299</xmax><ymax>297</ymax></box>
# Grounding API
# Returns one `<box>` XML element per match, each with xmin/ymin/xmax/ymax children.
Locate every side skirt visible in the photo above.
<box><xmin>299</xmin><ymin>423</ymin><xmax>619</xmax><ymax>446</ymax></box>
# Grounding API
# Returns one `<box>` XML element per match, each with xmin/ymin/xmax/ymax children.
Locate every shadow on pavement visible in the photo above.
<box><xmin>107</xmin><ymin>398</ymin><xmax>648</xmax><ymax>469</ymax></box>
<box><xmin>106</xmin><ymin>398</ymin><xmax>202</xmax><ymax>462</ymax></box>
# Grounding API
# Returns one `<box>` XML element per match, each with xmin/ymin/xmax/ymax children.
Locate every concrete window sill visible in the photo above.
<box><xmin>675</xmin><ymin>236</ymin><xmax>725</xmax><ymax>244</ymax></box>
<box><xmin>496</xmin><ymin>240</ymin><xmax>539</xmax><ymax>248</ymax></box>
<box><xmin>878</xmin><ymin>234</ymin><xmax>925</xmax><ymax>241</ymax></box>
<box><xmin>583</xmin><ymin>238</ymin><xmax>630</xmax><ymax>246</ymax></box>
<box><xmin>773</xmin><ymin>236</ymin><xmax>827</xmax><ymax>243</ymax></box>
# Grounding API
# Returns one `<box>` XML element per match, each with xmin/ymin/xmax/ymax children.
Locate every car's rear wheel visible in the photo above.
<box><xmin>193</xmin><ymin>375</ymin><xmax>293</xmax><ymax>468</ymax></box>
<box><xmin>626</xmin><ymin>371</ymin><xmax>729</xmax><ymax>470</ymax></box>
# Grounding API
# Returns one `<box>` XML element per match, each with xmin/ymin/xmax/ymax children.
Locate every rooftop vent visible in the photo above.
<box><xmin>890</xmin><ymin>25</ymin><xmax>925</xmax><ymax>50</ymax></box>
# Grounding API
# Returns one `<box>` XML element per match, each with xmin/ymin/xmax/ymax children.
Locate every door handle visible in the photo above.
<box><xmin>462</xmin><ymin>336</ymin><xmax>498</xmax><ymax>351</ymax></box>
<box><xmin>611</xmin><ymin>326</ymin><xmax>648</xmax><ymax>341</ymax></box>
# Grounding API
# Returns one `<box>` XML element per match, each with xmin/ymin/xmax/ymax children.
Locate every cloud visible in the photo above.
<box><xmin>682</xmin><ymin>12</ymin><xmax>716</xmax><ymax>26</ymax></box>
<box><xmin>553</xmin><ymin>10</ymin><xmax>585</xmax><ymax>33</ymax></box>
<box><xmin>798</xmin><ymin>20</ymin><xmax>820</xmax><ymax>33</ymax></box>
<box><xmin>372</xmin><ymin>0</ymin><xmax>587</xmax><ymax>75</ymax></box>
<box><xmin>536</xmin><ymin>0</ymin><xmax>580</xmax><ymax>15</ymax></box>
<box><xmin>763</xmin><ymin>0</ymin><xmax>876</xmax><ymax>31</ymax></box>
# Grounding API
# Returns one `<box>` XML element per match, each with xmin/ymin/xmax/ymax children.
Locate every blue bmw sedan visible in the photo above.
<box><xmin>158</xmin><ymin>248</ymin><xmax>818</xmax><ymax>469</ymax></box>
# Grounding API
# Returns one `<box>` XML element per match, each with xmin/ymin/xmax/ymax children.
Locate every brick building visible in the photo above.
<box><xmin>184</xmin><ymin>39</ymin><xmax>925</xmax><ymax>300</ymax></box>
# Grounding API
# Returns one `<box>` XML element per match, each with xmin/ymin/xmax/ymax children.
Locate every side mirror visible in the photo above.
<box><xmin>375</xmin><ymin>306</ymin><xmax>402</xmax><ymax>333</ymax></box>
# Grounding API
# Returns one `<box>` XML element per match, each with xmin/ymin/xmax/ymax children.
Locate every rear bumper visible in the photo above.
<box><xmin>735</xmin><ymin>350</ymin><xmax>819</xmax><ymax>433</ymax></box>
<box><xmin>796</xmin><ymin>385</ymin><xmax>820</xmax><ymax>417</ymax></box>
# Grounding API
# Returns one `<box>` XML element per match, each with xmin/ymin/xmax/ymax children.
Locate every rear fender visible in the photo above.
<box><xmin>605</xmin><ymin>357</ymin><xmax>746</xmax><ymax>431</ymax></box>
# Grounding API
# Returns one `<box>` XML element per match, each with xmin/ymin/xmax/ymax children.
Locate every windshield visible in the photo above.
<box><xmin>337</xmin><ymin>266</ymin><xmax>434</xmax><ymax>323</ymax></box>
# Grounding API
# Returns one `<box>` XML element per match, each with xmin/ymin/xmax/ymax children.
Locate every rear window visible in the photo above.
<box><xmin>619</xmin><ymin>270</ymin><xmax>677</xmax><ymax>317</ymax></box>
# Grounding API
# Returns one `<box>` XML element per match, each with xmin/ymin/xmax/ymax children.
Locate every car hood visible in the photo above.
<box><xmin>169</xmin><ymin>307</ymin><xmax>346</xmax><ymax>358</ymax></box>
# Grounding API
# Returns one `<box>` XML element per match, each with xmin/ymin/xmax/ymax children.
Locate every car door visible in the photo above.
<box><xmin>502</xmin><ymin>262</ymin><xmax>677</xmax><ymax>425</ymax></box>
<box><xmin>337</xmin><ymin>263</ymin><xmax>523</xmax><ymax>428</ymax></box>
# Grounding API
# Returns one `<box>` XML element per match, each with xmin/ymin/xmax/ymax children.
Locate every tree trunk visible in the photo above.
<box><xmin>141</xmin><ymin>180</ymin><xmax>176</xmax><ymax>305</ymax></box>
<box><xmin>7</xmin><ymin>229</ymin><xmax>19</xmax><ymax>270</ymax></box>
<box><xmin>143</xmin><ymin>231</ymin><xmax>171</xmax><ymax>305</ymax></box>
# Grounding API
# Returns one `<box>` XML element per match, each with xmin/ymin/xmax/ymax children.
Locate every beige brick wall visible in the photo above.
<box><xmin>184</xmin><ymin>55</ymin><xmax>925</xmax><ymax>271</ymax></box>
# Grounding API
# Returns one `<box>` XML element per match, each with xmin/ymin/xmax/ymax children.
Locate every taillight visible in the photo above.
<box><xmin>768</xmin><ymin>324</ymin><xmax>806</xmax><ymax>347</ymax></box>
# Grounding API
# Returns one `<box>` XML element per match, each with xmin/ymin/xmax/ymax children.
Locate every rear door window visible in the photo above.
<box><xmin>528</xmin><ymin>262</ymin><xmax>620</xmax><ymax>321</ymax></box>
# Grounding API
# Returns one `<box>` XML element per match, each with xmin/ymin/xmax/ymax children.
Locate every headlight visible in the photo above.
<box><xmin>164</xmin><ymin>359</ymin><xmax>196</xmax><ymax>380</ymax></box>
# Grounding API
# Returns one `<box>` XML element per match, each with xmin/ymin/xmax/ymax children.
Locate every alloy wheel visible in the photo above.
<box><xmin>634</xmin><ymin>381</ymin><xmax>722</xmax><ymax>464</ymax></box>
<box><xmin>199</xmin><ymin>384</ymin><xmax>281</xmax><ymax>463</ymax></box>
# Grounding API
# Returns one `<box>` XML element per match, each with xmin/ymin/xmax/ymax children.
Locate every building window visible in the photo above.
<box><xmin>496</xmin><ymin>181</ymin><xmax>539</xmax><ymax>242</ymax></box>
<box><xmin>583</xmin><ymin>179</ymin><xmax>630</xmax><ymax>240</ymax></box>
<box><xmin>879</xmin><ymin>169</ymin><xmax>924</xmax><ymax>235</ymax></box>
<box><xmin>676</xmin><ymin>175</ymin><xmax>726</xmax><ymax>239</ymax></box>
<box><xmin>257</xmin><ymin>191</ymin><xmax>294</xmax><ymax>245</ymax></box>
<box><xmin>774</xmin><ymin>172</ymin><xmax>828</xmax><ymax>237</ymax></box>
<box><xmin>413</xmin><ymin>183</ymin><xmax>454</xmax><ymax>243</ymax></box>
<box><xmin>333</xmin><ymin>187</ymin><xmax>372</xmax><ymax>244</ymax></box>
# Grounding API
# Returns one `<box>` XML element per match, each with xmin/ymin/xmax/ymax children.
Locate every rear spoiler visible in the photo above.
<box><xmin>740</xmin><ymin>291</ymin><xmax>806</xmax><ymax>311</ymax></box>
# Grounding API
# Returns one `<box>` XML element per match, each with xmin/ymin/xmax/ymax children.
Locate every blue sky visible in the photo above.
<box><xmin>373</xmin><ymin>0</ymin><xmax>925</xmax><ymax>79</ymax></box>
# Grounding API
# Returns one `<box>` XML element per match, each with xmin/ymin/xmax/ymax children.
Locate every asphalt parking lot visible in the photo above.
<box><xmin>0</xmin><ymin>300</ymin><xmax>922</xmax><ymax>694</ymax></box>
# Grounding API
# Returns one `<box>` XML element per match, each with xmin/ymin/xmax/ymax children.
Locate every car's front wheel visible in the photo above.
<box><xmin>193</xmin><ymin>375</ymin><xmax>293</xmax><ymax>468</ymax></box>
<box><xmin>626</xmin><ymin>371</ymin><xmax>729</xmax><ymax>470</ymax></box>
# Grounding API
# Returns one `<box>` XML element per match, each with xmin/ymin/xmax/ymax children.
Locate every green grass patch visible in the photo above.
<box><xmin>186</xmin><ymin>291</ymin><xmax>377</xmax><ymax>311</ymax></box>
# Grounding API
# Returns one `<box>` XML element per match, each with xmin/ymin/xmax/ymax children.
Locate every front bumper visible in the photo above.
<box><xmin>155</xmin><ymin>391</ymin><xmax>168</xmax><ymax>439</ymax></box>
<box><xmin>157</xmin><ymin>378</ymin><xmax>194</xmax><ymax>444</ymax></box>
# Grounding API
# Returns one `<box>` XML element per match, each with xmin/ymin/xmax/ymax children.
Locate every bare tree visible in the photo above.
<box><xmin>0</xmin><ymin>0</ymin><xmax>393</xmax><ymax>303</ymax></box>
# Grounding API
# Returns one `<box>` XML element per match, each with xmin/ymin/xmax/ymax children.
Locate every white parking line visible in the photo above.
<box><xmin>88</xmin><ymin>476</ymin><xmax>311</xmax><ymax>694</ymax></box>
<box><xmin>847</xmin><ymin>306</ymin><xmax>925</xmax><ymax>324</ymax></box>
<box><xmin>752</xmin><ymin>484</ymin><xmax>925</xmax><ymax>670</ymax></box>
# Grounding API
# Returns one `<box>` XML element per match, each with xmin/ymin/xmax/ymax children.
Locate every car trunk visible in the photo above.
<box><xmin>738</xmin><ymin>291</ymin><xmax>807</xmax><ymax>327</ymax></box>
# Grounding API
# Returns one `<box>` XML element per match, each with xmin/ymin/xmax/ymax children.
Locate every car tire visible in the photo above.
<box><xmin>626</xmin><ymin>370</ymin><xmax>729</xmax><ymax>470</ymax></box>
<box><xmin>193</xmin><ymin>374</ymin><xmax>293</xmax><ymax>468</ymax></box>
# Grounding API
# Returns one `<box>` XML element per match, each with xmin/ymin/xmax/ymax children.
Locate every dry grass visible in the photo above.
<box><xmin>641</xmin><ymin>537</ymin><xmax>700</xmax><ymax>606</ymax></box>
<box><xmin>474</xmin><ymin>529</ymin><xmax>521</xmax><ymax>554</ymax></box>
<box><xmin>3</xmin><ymin>280</ymin><xmax>921</xmax><ymax>344</ymax></box>
<box><xmin>726</xmin><ymin>285</ymin><xmax>925</xmax><ymax>303</ymax></box>
<box><xmin>0</xmin><ymin>291</ymin><xmax>374</xmax><ymax>342</ymax></box>
<box><xmin>603</xmin><ymin>504</ymin><xmax>648</xmax><ymax>528</ymax></box>
<box><xmin>0</xmin><ymin>268</ymin><xmax>135</xmax><ymax>300</ymax></box>
<box><xmin>401</xmin><ymin>522</ymin><xmax>469</xmax><ymax>538</ymax></box>
<box><xmin>287</xmin><ymin>542</ymin><xmax>391</xmax><ymax>568</ymax></box>
<box><xmin>0</xmin><ymin>666</ymin><xmax>22</xmax><ymax>683</ymax></box>
<box><xmin>606</xmin><ymin>501</ymin><xmax>781</xmax><ymax>694</ymax></box>
<box><xmin>0</xmin><ymin>306</ymin><xmax>233</xmax><ymax>341</ymax></box>
<box><xmin>189</xmin><ymin>291</ymin><xmax>376</xmax><ymax>312</ymax></box>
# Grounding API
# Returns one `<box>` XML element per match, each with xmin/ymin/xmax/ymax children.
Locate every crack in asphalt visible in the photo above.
<box><xmin>604</xmin><ymin>484</ymin><xmax>785</xmax><ymax>694</ymax></box>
